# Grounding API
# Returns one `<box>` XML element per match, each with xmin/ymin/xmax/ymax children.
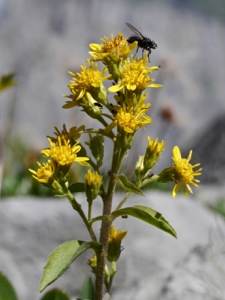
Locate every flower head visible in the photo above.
<box><xmin>29</xmin><ymin>160</ymin><xmax>55</xmax><ymax>184</ymax></box>
<box><xmin>85</xmin><ymin>169</ymin><xmax>103</xmax><ymax>201</ymax></box>
<box><xmin>147</xmin><ymin>137</ymin><xmax>166</xmax><ymax>155</ymax></box>
<box><xmin>63</xmin><ymin>62</ymin><xmax>110</xmax><ymax>108</ymax></box>
<box><xmin>107</xmin><ymin>226</ymin><xmax>127</xmax><ymax>262</ymax></box>
<box><xmin>108</xmin><ymin>58</ymin><xmax>162</xmax><ymax>93</ymax></box>
<box><xmin>106</xmin><ymin>96</ymin><xmax>152</xmax><ymax>135</ymax></box>
<box><xmin>89</xmin><ymin>33</ymin><xmax>136</xmax><ymax>63</ymax></box>
<box><xmin>144</xmin><ymin>137</ymin><xmax>166</xmax><ymax>171</ymax></box>
<box><xmin>171</xmin><ymin>146</ymin><xmax>202</xmax><ymax>197</ymax></box>
<box><xmin>41</xmin><ymin>137</ymin><xmax>90</xmax><ymax>167</ymax></box>
<box><xmin>158</xmin><ymin>146</ymin><xmax>202</xmax><ymax>197</ymax></box>
<box><xmin>135</xmin><ymin>137</ymin><xmax>166</xmax><ymax>184</ymax></box>
<box><xmin>88</xmin><ymin>255</ymin><xmax>97</xmax><ymax>271</ymax></box>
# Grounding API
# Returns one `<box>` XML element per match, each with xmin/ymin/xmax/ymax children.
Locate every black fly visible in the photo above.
<box><xmin>126</xmin><ymin>22</ymin><xmax>157</xmax><ymax>61</ymax></box>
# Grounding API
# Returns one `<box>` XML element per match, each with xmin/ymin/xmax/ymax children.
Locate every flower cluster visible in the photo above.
<box><xmin>29</xmin><ymin>125</ymin><xmax>89</xmax><ymax>190</ymax></box>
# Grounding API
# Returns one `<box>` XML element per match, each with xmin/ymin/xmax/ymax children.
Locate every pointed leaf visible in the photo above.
<box><xmin>40</xmin><ymin>288</ymin><xmax>71</xmax><ymax>300</ymax></box>
<box><xmin>0</xmin><ymin>272</ymin><xmax>18</xmax><ymax>300</ymax></box>
<box><xmin>39</xmin><ymin>240</ymin><xmax>102</xmax><ymax>292</ymax></box>
<box><xmin>79</xmin><ymin>277</ymin><xmax>95</xmax><ymax>300</ymax></box>
<box><xmin>111</xmin><ymin>205</ymin><xmax>177</xmax><ymax>238</ymax></box>
<box><xmin>69</xmin><ymin>182</ymin><xmax>85</xmax><ymax>193</ymax></box>
<box><xmin>117</xmin><ymin>174</ymin><xmax>144</xmax><ymax>196</ymax></box>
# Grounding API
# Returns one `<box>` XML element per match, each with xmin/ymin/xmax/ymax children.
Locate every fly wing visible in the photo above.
<box><xmin>126</xmin><ymin>22</ymin><xmax>144</xmax><ymax>39</ymax></box>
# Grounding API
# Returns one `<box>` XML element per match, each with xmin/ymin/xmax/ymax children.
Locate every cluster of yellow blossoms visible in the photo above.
<box><xmin>29</xmin><ymin>125</ymin><xmax>90</xmax><ymax>190</ymax></box>
<box><xmin>30</xmin><ymin>32</ymin><xmax>202</xmax><ymax>197</ymax></box>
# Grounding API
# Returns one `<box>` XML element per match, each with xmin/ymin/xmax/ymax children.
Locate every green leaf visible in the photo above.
<box><xmin>40</xmin><ymin>288</ymin><xmax>71</xmax><ymax>300</ymax></box>
<box><xmin>0</xmin><ymin>73</ymin><xmax>16</xmax><ymax>92</ymax></box>
<box><xmin>39</xmin><ymin>240</ymin><xmax>102</xmax><ymax>292</ymax></box>
<box><xmin>0</xmin><ymin>272</ymin><xmax>18</xmax><ymax>300</ymax></box>
<box><xmin>111</xmin><ymin>205</ymin><xmax>177</xmax><ymax>238</ymax></box>
<box><xmin>79</xmin><ymin>277</ymin><xmax>94</xmax><ymax>300</ymax></box>
<box><xmin>117</xmin><ymin>174</ymin><xmax>144</xmax><ymax>196</ymax></box>
<box><xmin>69</xmin><ymin>182</ymin><xmax>85</xmax><ymax>193</ymax></box>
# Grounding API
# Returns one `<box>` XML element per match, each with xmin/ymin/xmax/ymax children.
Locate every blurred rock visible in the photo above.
<box><xmin>0</xmin><ymin>191</ymin><xmax>224</xmax><ymax>300</ymax></box>
<box><xmin>189</xmin><ymin>113</ymin><xmax>225</xmax><ymax>184</ymax></box>
<box><xmin>113</xmin><ymin>239</ymin><xmax>225</xmax><ymax>300</ymax></box>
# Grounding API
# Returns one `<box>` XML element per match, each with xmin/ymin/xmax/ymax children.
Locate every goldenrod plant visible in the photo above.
<box><xmin>29</xmin><ymin>31</ymin><xmax>202</xmax><ymax>300</ymax></box>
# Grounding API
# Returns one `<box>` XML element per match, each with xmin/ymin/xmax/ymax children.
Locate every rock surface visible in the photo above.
<box><xmin>0</xmin><ymin>191</ymin><xmax>224</xmax><ymax>300</ymax></box>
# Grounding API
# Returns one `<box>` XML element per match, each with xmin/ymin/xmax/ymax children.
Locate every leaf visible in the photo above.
<box><xmin>39</xmin><ymin>240</ymin><xmax>102</xmax><ymax>292</ymax></box>
<box><xmin>79</xmin><ymin>277</ymin><xmax>95</xmax><ymax>300</ymax></box>
<box><xmin>69</xmin><ymin>182</ymin><xmax>85</xmax><ymax>193</ymax></box>
<box><xmin>111</xmin><ymin>205</ymin><xmax>177</xmax><ymax>238</ymax></box>
<box><xmin>117</xmin><ymin>174</ymin><xmax>144</xmax><ymax>196</ymax></box>
<box><xmin>0</xmin><ymin>272</ymin><xmax>18</xmax><ymax>300</ymax></box>
<box><xmin>0</xmin><ymin>73</ymin><xmax>16</xmax><ymax>92</ymax></box>
<box><xmin>40</xmin><ymin>288</ymin><xmax>71</xmax><ymax>300</ymax></box>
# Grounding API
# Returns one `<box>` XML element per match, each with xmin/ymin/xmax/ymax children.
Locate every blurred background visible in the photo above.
<box><xmin>0</xmin><ymin>0</ymin><xmax>225</xmax><ymax>200</ymax></box>
<box><xmin>0</xmin><ymin>2</ymin><xmax>225</xmax><ymax>299</ymax></box>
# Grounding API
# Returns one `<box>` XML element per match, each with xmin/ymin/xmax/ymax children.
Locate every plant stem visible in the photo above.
<box><xmin>65</xmin><ymin>188</ymin><xmax>97</xmax><ymax>242</ymax></box>
<box><xmin>115</xmin><ymin>191</ymin><xmax>132</xmax><ymax>211</ymax></box>
<box><xmin>94</xmin><ymin>141</ymin><xmax>126</xmax><ymax>300</ymax></box>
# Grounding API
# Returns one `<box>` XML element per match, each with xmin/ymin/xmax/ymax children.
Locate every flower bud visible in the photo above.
<box><xmin>85</xmin><ymin>169</ymin><xmax>103</xmax><ymax>202</ymax></box>
<box><xmin>107</xmin><ymin>226</ymin><xmax>127</xmax><ymax>262</ymax></box>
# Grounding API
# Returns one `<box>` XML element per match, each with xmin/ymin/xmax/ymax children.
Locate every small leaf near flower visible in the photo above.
<box><xmin>117</xmin><ymin>174</ymin><xmax>144</xmax><ymax>196</ymax></box>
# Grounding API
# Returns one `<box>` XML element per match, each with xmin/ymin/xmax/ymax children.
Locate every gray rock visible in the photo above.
<box><xmin>0</xmin><ymin>191</ymin><xmax>224</xmax><ymax>300</ymax></box>
<box><xmin>112</xmin><ymin>235</ymin><xmax>225</xmax><ymax>300</ymax></box>
<box><xmin>188</xmin><ymin>113</ymin><xmax>225</xmax><ymax>184</ymax></box>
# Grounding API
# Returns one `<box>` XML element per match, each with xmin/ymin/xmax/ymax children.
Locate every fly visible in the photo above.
<box><xmin>126</xmin><ymin>22</ymin><xmax>157</xmax><ymax>61</ymax></box>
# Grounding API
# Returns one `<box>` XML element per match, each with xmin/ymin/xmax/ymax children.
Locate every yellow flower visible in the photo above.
<box><xmin>85</xmin><ymin>169</ymin><xmax>103</xmax><ymax>201</ymax></box>
<box><xmin>107</xmin><ymin>226</ymin><xmax>127</xmax><ymax>262</ymax></box>
<box><xmin>158</xmin><ymin>146</ymin><xmax>202</xmax><ymax>197</ymax></box>
<box><xmin>135</xmin><ymin>137</ymin><xmax>166</xmax><ymax>184</ymax></box>
<box><xmin>144</xmin><ymin>137</ymin><xmax>166</xmax><ymax>169</ymax></box>
<box><xmin>171</xmin><ymin>146</ymin><xmax>202</xmax><ymax>197</ymax></box>
<box><xmin>85</xmin><ymin>169</ymin><xmax>102</xmax><ymax>186</ymax></box>
<box><xmin>29</xmin><ymin>160</ymin><xmax>55</xmax><ymax>184</ymax></box>
<box><xmin>63</xmin><ymin>62</ymin><xmax>110</xmax><ymax>108</ymax></box>
<box><xmin>108</xmin><ymin>226</ymin><xmax>127</xmax><ymax>243</ymax></box>
<box><xmin>147</xmin><ymin>137</ymin><xmax>166</xmax><ymax>156</ymax></box>
<box><xmin>41</xmin><ymin>137</ymin><xmax>90</xmax><ymax>167</ymax></box>
<box><xmin>108</xmin><ymin>58</ymin><xmax>162</xmax><ymax>93</ymax></box>
<box><xmin>89</xmin><ymin>33</ymin><xmax>136</xmax><ymax>62</ymax></box>
<box><xmin>88</xmin><ymin>255</ymin><xmax>97</xmax><ymax>269</ymax></box>
<box><xmin>106</xmin><ymin>101</ymin><xmax>151</xmax><ymax>134</ymax></box>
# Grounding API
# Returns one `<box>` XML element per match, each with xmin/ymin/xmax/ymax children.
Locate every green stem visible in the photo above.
<box><xmin>65</xmin><ymin>188</ymin><xmax>97</xmax><ymax>242</ymax></box>
<box><xmin>94</xmin><ymin>141</ymin><xmax>126</xmax><ymax>300</ymax></box>
<box><xmin>88</xmin><ymin>201</ymin><xmax>92</xmax><ymax>221</ymax></box>
<box><xmin>115</xmin><ymin>191</ymin><xmax>132</xmax><ymax>211</ymax></box>
<box><xmin>140</xmin><ymin>174</ymin><xmax>159</xmax><ymax>188</ymax></box>
<box><xmin>106</xmin><ymin>261</ymin><xmax>116</xmax><ymax>293</ymax></box>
